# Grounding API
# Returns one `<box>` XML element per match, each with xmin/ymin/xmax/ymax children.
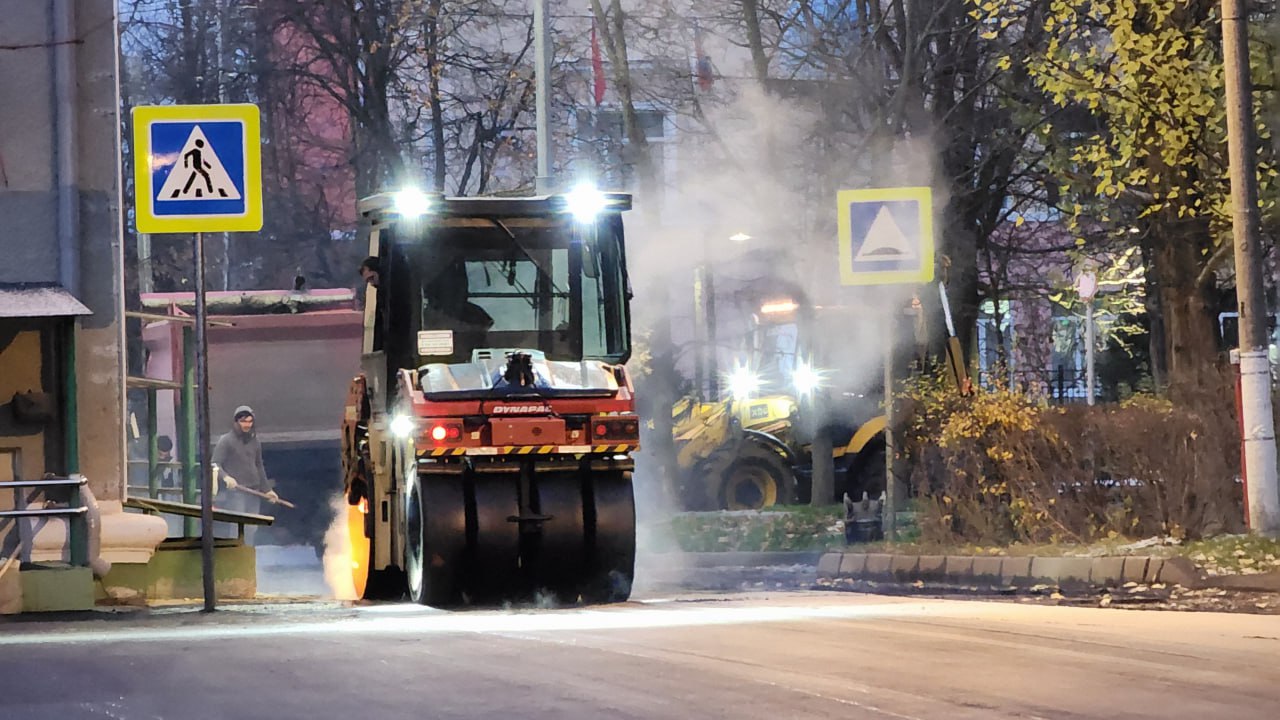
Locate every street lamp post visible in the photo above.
<box><xmin>692</xmin><ymin>251</ymin><xmax>719</xmax><ymax>401</ymax></box>
<box><xmin>704</xmin><ymin>258</ymin><xmax>718</xmax><ymax>401</ymax></box>
<box><xmin>1074</xmin><ymin>270</ymin><xmax>1098</xmax><ymax>406</ymax></box>
<box><xmin>695</xmin><ymin>233</ymin><xmax>751</xmax><ymax>402</ymax></box>
<box><xmin>534</xmin><ymin>0</ymin><xmax>552</xmax><ymax>193</ymax></box>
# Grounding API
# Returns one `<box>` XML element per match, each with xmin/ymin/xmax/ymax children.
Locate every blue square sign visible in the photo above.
<box><xmin>148</xmin><ymin>120</ymin><xmax>247</xmax><ymax>217</ymax></box>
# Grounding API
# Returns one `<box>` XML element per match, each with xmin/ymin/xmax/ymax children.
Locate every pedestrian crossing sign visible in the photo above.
<box><xmin>837</xmin><ymin>186</ymin><xmax>934</xmax><ymax>286</ymax></box>
<box><xmin>132</xmin><ymin>104</ymin><xmax>262</xmax><ymax>233</ymax></box>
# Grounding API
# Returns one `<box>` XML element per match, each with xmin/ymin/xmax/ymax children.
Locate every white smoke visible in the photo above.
<box><xmin>622</xmin><ymin>81</ymin><xmax>936</xmax><ymax>570</ymax></box>
<box><xmin>321</xmin><ymin>494</ymin><xmax>358</xmax><ymax>601</ymax></box>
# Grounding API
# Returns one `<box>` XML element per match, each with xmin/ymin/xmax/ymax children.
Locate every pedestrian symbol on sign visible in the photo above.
<box><xmin>157</xmin><ymin>126</ymin><xmax>241</xmax><ymax>201</ymax></box>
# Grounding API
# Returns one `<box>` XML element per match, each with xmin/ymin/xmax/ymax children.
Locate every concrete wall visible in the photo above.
<box><xmin>0</xmin><ymin>1</ymin><xmax>126</xmax><ymax>500</ymax></box>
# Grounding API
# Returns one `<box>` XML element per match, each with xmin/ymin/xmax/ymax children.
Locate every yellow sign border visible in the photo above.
<box><xmin>837</xmin><ymin>186</ymin><xmax>934</xmax><ymax>286</ymax></box>
<box><xmin>132</xmin><ymin>104</ymin><xmax>263</xmax><ymax>234</ymax></box>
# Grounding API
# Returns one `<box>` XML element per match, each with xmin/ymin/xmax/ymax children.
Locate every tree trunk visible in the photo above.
<box><xmin>740</xmin><ymin>0</ymin><xmax>771</xmax><ymax>82</ymax></box>
<box><xmin>425</xmin><ymin>0</ymin><xmax>447</xmax><ymax>192</ymax></box>
<box><xmin>643</xmin><ymin>281</ymin><xmax>682</xmax><ymax>510</ymax></box>
<box><xmin>590</xmin><ymin>0</ymin><xmax>656</xmax><ymax>198</ymax></box>
<box><xmin>1151</xmin><ymin>222</ymin><xmax>1219</xmax><ymax>390</ymax></box>
<box><xmin>1140</xmin><ymin>233</ymin><xmax>1169</xmax><ymax>389</ymax></box>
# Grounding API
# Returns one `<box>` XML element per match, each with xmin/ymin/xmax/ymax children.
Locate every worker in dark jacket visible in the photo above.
<box><xmin>212</xmin><ymin>405</ymin><xmax>276</xmax><ymax>544</ymax></box>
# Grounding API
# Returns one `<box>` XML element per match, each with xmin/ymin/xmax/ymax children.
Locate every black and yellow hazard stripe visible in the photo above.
<box><xmin>422</xmin><ymin>444</ymin><xmax>634</xmax><ymax>457</ymax></box>
<box><xmin>507</xmin><ymin>445</ymin><xmax>559</xmax><ymax>455</ymax></box>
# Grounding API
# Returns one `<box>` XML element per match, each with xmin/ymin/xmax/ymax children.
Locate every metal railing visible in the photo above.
<box><xmin>978</xmin><ymin>365</ymin><xmax>1099</xmax><ymax>404</ymax></box>
<box><xmin>0</xmin><ymin>476</ymin><xmax>89</xmax><ymax>566</ymax></box>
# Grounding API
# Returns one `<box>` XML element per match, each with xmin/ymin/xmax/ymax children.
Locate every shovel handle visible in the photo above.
<box><xmin>235</xmin><ymin>484</ymin><xmax>296</xmax><ymax>509</ymax></box>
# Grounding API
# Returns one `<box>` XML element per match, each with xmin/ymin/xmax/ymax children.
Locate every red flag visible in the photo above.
<box><xmin>694</xmin><ymin>23</ymin><xmax>714</xmax><ymax>91</ymax></box>
<box><xmin>591</xmin><ymin>21</ymin><xmax>606</xmax><ymax>105</ymax></box>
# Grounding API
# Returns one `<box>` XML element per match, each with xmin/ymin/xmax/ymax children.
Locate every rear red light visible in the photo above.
<box><xmin>427</xmin><ymin>422</ymin><xmax>463</xmax><ymax>443</ymax></box>
<box><xmin>593</xmin><ymin>418</ymin><xmax>639</xmax><ymax>440</ymax></box>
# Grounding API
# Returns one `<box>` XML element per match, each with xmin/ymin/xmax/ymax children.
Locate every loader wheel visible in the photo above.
<box><xmin>406</xmin><ymin>472</ymin><xmax>467</xmax><ymax>607</ymax></box>
<box><xmin>531</xmin><ymin>472</ymin><xmax>587</xmax><ymax>604</ymax></box>
<box><xmin>721</xmin><ymin>452</ymin><xmax>794</xmax><ymax>510</ymax></box>
<box><xmin>581</xmin><ymin>470</ymin><xmax>635</xmax><ymax>604</ymax></box>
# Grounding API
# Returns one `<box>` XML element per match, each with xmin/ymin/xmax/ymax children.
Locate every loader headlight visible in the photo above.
<box><xmin>390</xmin><ymin>415</ymin><xmax>416</xmax><ymax>438</ymax></box>
<box><xmin>793</xmin><ymin>361</ymin><xmax>823</xmax><ymax>396</ymax></box>
<box><xmin>564</xmin><ymin>182</ymin><xmax>607</xmax><ymax>222</ymax></box>
<box><xmin>727</xmin><ymin>365</ymin><xmax>762</xmax><ymax>402</ymax></box>
<box><xmin>392</xmin><ymin>187</ymin><xmax>433</xmax><ymax>218</ymax></box>
<box><xmin>760</xmin><ymin>298</ymin><xmax>799</xmax><ymax>315</ymax></box>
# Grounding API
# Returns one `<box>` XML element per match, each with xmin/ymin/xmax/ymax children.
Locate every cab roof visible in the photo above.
<box><xmin>358</xmin><ymin>192</ymin><xmax>632</xmax><ymax>224</ymax></box>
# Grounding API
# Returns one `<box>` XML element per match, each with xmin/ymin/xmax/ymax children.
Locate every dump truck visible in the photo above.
<box><xmin>341</xmin><ymin>187</ymin><xmax>639</xmax><ymax>606</ymax></box>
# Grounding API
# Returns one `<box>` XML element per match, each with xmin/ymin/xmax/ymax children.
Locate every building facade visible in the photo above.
<box><xmin>1</xmin><ymin>1</ymin><xmax>162</xmax><ymax>592</ymax></box>
<box><xmin>0</xmin><ymin>0</ymin><xmax>125</xmax><ymax>495</ymax></box>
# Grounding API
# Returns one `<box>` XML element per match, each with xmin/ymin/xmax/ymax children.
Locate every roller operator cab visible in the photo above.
<box><xmin>342</xmin><ymin>187</ymin><xmax>638</xmax><ymax>607</ymax></box>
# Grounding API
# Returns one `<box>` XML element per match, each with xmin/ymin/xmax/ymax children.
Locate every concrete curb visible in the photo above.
<box><xmin>817</xmin><ymin>552</ymin><xmax>1280</xmax><ymax>592</ymax></box>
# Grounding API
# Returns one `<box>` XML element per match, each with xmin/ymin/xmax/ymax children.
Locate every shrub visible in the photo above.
<box><xmin>899</xmin><ymin>367</ymin><xmax>1243</xmax><ymax>545</ymax></box>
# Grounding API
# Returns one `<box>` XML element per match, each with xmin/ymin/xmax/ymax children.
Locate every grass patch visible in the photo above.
<box><xmin>1179</xmin><ymin>535</ymin><xmax>1280</xmax><ymax>576</ymax></box>
<box><xmin>643</xmin><ymin>504</ymin><xmax>847</xmax><ymax>553</ymax></box>
<box><xmin>640</xmin><ymin>502</ymin><xmax>1280</xmax><ymax>575</ymax></box>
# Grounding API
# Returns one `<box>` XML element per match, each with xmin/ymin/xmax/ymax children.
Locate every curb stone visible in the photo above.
<box><xmin>818</xmin><ymin>551</ymin><xmax>1280</xmax><ymax>592</ymax></box>
<box><xmin>971</xmin><ymin>556</ymin><xmax>1003</xmax><ymax>584</ymax></box>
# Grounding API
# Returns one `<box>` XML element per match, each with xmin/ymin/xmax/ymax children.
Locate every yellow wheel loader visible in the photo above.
<box><xmin>669</xmin><ymin>292</ymin><xmax>891</xmax><ymax>510</ymax></box>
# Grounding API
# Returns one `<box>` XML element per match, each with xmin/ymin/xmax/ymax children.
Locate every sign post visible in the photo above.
<box><xmin>133</xmin><ymin>104</ymin><xmax>263</xmax><ymax>611</ymax></box>
<box><xmin>837</xmin><ymin>186</ymin><xmax>935</xmax><ymax>540</ymax></box>
<box><xmin>1074</xmin><ymin>270</ymin><xmax>1099</xmax><ymax>406</ymax></box>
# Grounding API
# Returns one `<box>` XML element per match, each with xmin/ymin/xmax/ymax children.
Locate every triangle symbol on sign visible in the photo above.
<box><xmin>854</xmin><ymin>206</ymin><xmax>916</xmax><ymax>262</ymax></box>
<box><xmin>157</xmin><ymin>126</ymin><xmax>241</xmax><ymax>201</ymax></box>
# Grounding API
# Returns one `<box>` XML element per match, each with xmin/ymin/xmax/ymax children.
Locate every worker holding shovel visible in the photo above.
<box><xmin>212</xmin><ymin>405</ymin><xmax>283</xmax><ymax>544</ymax></box>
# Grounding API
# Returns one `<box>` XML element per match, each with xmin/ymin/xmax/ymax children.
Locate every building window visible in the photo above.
<box><xmin>1050</xmin><ymin>309</ymin><xmax>1089</xmax><ymax>399</ymax></box>
<box><xmin>575</xmin><ymin>108</ymin><xmax>670</xmax><ymax>193</ymax></box>
<box><xmin>977</xmin><ymin>299</ymin><xmax>1015</xmax><ymax>388</ymax></box>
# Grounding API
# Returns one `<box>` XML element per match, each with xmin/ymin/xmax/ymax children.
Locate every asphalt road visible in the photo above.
<box><xmin>3</xmin><ymin>588</ymin><xmax>1278</xmax><ymax>720</ymax></box>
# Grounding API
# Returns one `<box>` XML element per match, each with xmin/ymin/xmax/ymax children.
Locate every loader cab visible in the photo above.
<box><xmin>358</xmin><ymin>188</ymin><xmax>633</xmax><ymax>408</ymax></box>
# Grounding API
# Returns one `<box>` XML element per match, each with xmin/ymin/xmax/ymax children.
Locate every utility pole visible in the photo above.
<box><xmin>1222</xmin><ymin>0</ymin><xmax>1280</xmax><ymax>535</ymax></box>
<box><xmin>692</xmin><ymin>264</ymin><xmax>705</xmax><ymax>401</ymax></box>
<box><xmin>534</xmin><ymin>0</ymin><xmax>553</xmax><ymax>194</ymax></box>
